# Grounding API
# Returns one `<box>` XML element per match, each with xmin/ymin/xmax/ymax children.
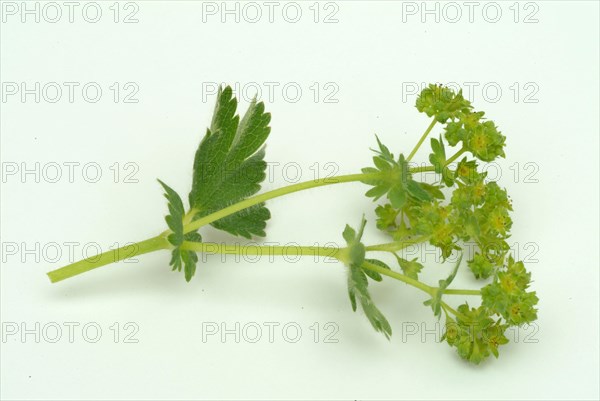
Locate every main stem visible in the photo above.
<box><xmin>47</xmin><ymin>235</ymin><xmax>170</xmax><ymax>283</ymax></box>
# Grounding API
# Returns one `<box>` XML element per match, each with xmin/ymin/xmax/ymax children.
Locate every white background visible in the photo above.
<box><xmin>1</xmin><ymin>1</ymin><xmax>599</xmax><ymax>400</ymax></box>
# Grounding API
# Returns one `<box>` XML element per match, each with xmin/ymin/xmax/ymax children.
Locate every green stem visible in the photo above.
<box><xmin>180</xmin><ymin>240</ymin><xmax>435</xmax><ymax>296</ymax></box>
<box><xmin>445</xmin><ymin>147</ymin><xmax>467</xmax><ymax>166</ymax></box>
<box><xmin>183</xmin><ymin>165</ymin><xmax>440</xmax><ymax>235</ymax></box>
<box><xmin>182</xmin><ymin>173</ymin><xmax>376</xmax><ymax>234</ymax></box>
<box><xmin>406</xmin><ymin>118</ymin><xmax>437</xmax><ymax>162</ymax></box>
<box><xmin>441</xmin><ymin>302</ymin><xmax>471</xmax><ymax>321</ymax></box>
<box><xmin>47</xmin><ymin>235</ymin><xmax>170</xmax><ymax>283</ymax></box>
<box><xmin>180</xmin><ymin>241</ymin><xmax>340</xmax><ymax>258</ymax></box>
<box><xmin>444</xmin><ymin>288</ymin><xmax>481</xmax><ymax>296</ymax></box>
<box><xmin>361</xmin><ymin>260</ymin><xmax>434</xmax><ymax>295</ymax></box>
<box><xmin>178</xmin><ymin>241</ymin><xmax>479</xmax><ymax>299</ymax></box>
<box><xmin>364</xmin><ymin>236</ymin><xmax>430</xmax><ymax>253</ymax></box>
<box><xmin>410</xmin><ymin>165</ymin><xmax>436</xmax><ymax>174</ymax></box>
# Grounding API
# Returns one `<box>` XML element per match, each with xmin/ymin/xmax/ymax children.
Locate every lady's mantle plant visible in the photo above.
<box><xmin>48</xmin><ymin>84</ymin><xmax>538</xmax><ymax>364</ymax></box>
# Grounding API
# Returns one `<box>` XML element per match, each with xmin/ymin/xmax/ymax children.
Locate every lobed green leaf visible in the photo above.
<box><xmin>189</xmin><ymin>86</ymin><xmax>272</xmax><ymax>239</ymax></box>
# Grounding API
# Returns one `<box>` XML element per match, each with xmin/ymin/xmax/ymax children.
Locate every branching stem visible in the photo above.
<box><xmin>46</xmin><ymin>138</ymin><xmax>472</xmax><ymax>289</ymax></box>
